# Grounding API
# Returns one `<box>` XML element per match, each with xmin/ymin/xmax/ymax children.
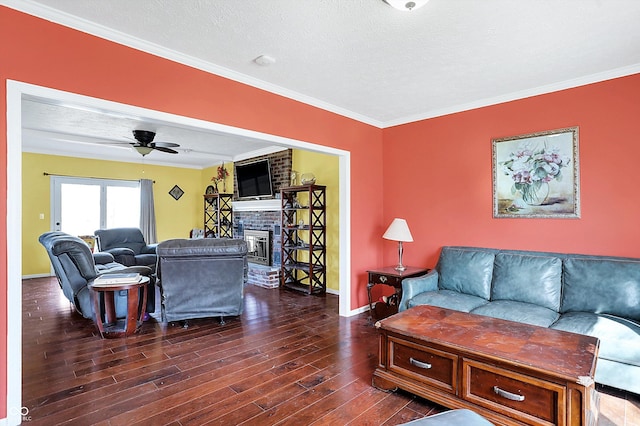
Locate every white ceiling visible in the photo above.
<box><xmin>7</xmin><ymin>0</ymin><xmax>640</xmax><ymax>168</ymax></box>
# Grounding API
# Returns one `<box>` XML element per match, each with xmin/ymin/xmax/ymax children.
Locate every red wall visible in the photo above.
<box><xmin>0</xmin><ymin>7</ymin><xmax>383</xmax><ymax>418</ymax></box>
<box><xmin>382</xmin><ymin>73</ymin><xmax>640</xmax><ymax>268</ymax></box>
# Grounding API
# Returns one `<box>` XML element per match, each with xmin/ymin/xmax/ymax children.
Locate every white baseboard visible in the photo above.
<box><xmin>350</xmin><ymin>304</ymin><xmax>370</xmax><ymax>316</ymax></box>
<box><xmin>22</xmin><ymin>273</ymin><xmax>52</xmax><ymax>280</ymax></box>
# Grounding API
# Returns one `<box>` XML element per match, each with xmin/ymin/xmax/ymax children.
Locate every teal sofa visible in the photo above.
<box><xmin>400</xmin><ymin>246</ymin><xmax>640</xmax><ymax>395</ymax></box>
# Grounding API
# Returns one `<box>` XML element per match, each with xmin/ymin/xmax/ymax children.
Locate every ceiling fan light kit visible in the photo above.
<box><xmin>131</xmin><ymin>130</ymin><xmax>180</xmax><ymax>156</ymax></box>
<box><xmin>134</xmin><ymin>145</ymin><xmax>154</xmax><ymax>156</ymax></box>
<box><xmin>383</xmin><ymin>0</ymin><xmax>429</xmax><ymax>11</ymax></box>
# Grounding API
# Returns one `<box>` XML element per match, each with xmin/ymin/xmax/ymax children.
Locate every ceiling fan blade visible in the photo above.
<box><xmin>153</xmin><ymin>146</ymin><xmax>179</xmax><ymax>154</ymax></box>
<box><xmin>152</xmin><ymin>141</ymin><xmax>180</xmax><ymax>148</ymax></box>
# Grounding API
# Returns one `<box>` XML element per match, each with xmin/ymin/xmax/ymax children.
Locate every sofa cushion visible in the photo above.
<box><xmin>438</xmin><ymin>247</ymin><xmax>495</xmax><ymax>300</ymax></box>
<box><xmin>590</xmin><ymin>358</ymin><xmax>640</xmax><ymax>395</ymax></box>
<box><xmin>408</xmin><ymin>290</ymin><xmax>489</xmax><ymax>313</ymax></box>
<box><xmin>471</xmin><ymin>300</ymin><xmax>560</xmax><ymax>328</ymax></box>
<box><xmin>562</xmin><ymin>257</ymin><xmax>640</xmax><ymax>321</ymax></box>
<box><xmin>491</xmin><ymin>253</ymin><xmax>562</xmax><ymax>312</ymax></box>
<box><xmin>551</xmin><ymin>312</ymin><xmax>640</xmax><ymax>366</ymax></box>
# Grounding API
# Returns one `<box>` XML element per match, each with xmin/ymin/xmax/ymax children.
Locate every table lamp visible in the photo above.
<box><xmin>383</xmin><ymin>218</ymin><xmax>414</xmax><ymax>271</ymax></box>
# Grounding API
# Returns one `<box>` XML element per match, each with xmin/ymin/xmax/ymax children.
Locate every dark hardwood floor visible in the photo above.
<box><xmin>21</xmin><ymin>277</ymin><xmax>640</xmax><ymax>425</ymax></box>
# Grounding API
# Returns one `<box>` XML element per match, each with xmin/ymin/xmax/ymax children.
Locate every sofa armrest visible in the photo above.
<box><xmin>104</xmin><ymin>247</ymin><xmax>135</xmax><ymax>256</ymax></box>
<box><xmin>92</xmin><ymin>251</ymin><xmax>115</xmax><ymax>265</ymax></box>
<box><xmin>141</xmin><ymin>243</ymin><xmax>158</xmax><ymax>254</ymax></box>
<box><xmin>103</xmin><ymin>247</ymin><xmax>136</xmax><ymax>266</ymax></box>
<box><xmin>399</xmin><ymin>270</ymin><xmax>439</xmax><ymax>312</ymax></box>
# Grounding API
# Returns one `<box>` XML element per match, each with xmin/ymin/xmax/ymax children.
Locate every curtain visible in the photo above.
<box><xmin>140</xmin><ymin>179</ymin><xmax>157</xmax><ymax>243</ymax></box>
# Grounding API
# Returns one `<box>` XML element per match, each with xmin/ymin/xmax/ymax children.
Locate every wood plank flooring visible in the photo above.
<box><xmin>21</xmin><ymin>277</ymin><xmax>640</xmax><ymax>425</ymax></box>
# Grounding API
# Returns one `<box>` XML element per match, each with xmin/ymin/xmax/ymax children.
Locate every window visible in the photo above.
<box><xmin>51</xmin><ymin>176</ymin><xmax>140</xmax><ymax>236</ymax></box>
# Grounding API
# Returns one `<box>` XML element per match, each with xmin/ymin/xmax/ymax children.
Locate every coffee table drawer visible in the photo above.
<box><xmin>462</xmin><ymin>359</ymin><xmax>566</xmax><ymax>425</ymax></box>
<box><xmin>388</xmin><ymin>336</ymin><xmax>458</xmax><ymax>393</ymax></box>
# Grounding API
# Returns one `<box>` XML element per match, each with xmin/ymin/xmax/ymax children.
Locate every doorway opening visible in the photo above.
<box><xmin>6</xmin><ymin>80</ymin><xmax>352</xmax><ymax>422</ymax></box>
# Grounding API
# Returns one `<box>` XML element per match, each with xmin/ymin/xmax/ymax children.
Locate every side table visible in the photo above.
<box><xmin>88</xmin><ymin>276</ymin><xmax>150</xmax><ymax>338</ymax></box>
<box><xmin>367</xmin><ymin>266</ymin><xmax>429</xmax><ymax>321</ymax></box>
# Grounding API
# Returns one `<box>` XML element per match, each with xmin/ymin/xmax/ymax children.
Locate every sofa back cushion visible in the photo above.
<box><xmin>563</xmin><ymin>257</ymin><xmax>640</xmax><ymax>320</ymax></box>
<box><xmin>491</xmin><ymin>253</ymin><xmax>562</xmax><ymax>311</ymax></box>
<box><xmin>438</xmin><ymin>247</ymin><xmax>495</xmax><ymax>300</ymax></box>
<box><xmin>95</xmin><ymin>227</ymin><xmax>146</xmax><ymax>254</ymax></box>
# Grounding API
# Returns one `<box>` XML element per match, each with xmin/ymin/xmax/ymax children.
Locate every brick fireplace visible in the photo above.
<box><xmin>231</xmin><ymin>149</ymin><xmax>291</xmax><ymax>267</ymax></box>
<box><xmin>234</xmin><ymin>209</ymin><xmax>281</xmax><ymax>289</ymax></box>
<box><xmin>230</xmin><ymin>149</ymin><xmax>290</xmax><ymax>286</ymax></box>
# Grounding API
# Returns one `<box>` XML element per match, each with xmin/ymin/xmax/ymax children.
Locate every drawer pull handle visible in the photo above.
<box><xmin>409</xmin><ymin>358</ymin><xmax>432</xmax><ymax>369</ymax></box>
<box><xmin>493</xmin><ymin>386</ymin><xmax>525</xmax><ymax>402</ymax></box>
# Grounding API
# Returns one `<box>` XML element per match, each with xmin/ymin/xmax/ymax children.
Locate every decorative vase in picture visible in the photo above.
<box><xmin>501</xmin><ymin>143</ymin><xmax>570</xmax><ymax>207</ymax></box>
<box><xmin>520</xmin><ymin>182</ymin><xmax>549</xmax><ymax>206</ymax></box>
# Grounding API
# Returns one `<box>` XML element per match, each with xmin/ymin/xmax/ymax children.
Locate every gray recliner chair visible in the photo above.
<box><xmin>157</xmin><ymin>238</ymin><xmax>248</xmax><ymax>324</ymax></box>
<box><xmin>39</xmin><ymin>231</ymin><xmax>155</xmax><ymax>319</ymax></box>
<box><xmin>94</xmin><ymin>228</ymin><xmax>157</xmax><ymax>272</ymax></box>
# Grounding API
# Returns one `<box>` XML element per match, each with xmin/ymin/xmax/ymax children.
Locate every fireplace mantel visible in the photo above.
<box><xmin>232</xmin><ymin>199</ymin><xmax>281</xmax><ymax>212</ymax></box>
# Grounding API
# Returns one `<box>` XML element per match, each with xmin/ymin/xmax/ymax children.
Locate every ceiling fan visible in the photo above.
<box><xmin>130</xmin><ymin>130</ymin><xmax>180</xmax><ymax>156</ymax></box>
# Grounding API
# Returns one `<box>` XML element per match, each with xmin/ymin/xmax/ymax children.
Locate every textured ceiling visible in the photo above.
<box><xmin>6</xmin><ymin>0</ymin><xmax>640</xmax><ymax>167</ymax></box>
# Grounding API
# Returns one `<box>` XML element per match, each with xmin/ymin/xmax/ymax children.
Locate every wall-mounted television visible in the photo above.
<box><xmin>235</xmin><ymin>159</ymin><xmax>274</xmax><ymax>199</ymax></box>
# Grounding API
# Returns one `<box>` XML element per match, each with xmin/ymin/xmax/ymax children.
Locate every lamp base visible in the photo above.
<box><xmin>395</xmin><ymin>241</ymin><xmax>407</xmax><ymax>272</ymax></box>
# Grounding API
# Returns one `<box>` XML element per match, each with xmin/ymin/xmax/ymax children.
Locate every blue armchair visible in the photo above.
<box><xmin>94</xmin><ymin>228</ymin><xmax>157</xmax><ymax>272</ymax></box>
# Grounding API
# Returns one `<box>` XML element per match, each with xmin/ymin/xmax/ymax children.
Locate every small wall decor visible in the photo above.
<box><xmin>169</xmin><ymin>185</ymin><xmax>184</xmax><ymax>200</ymax></box>
<box><xmin>492</xmin><ymin>127</ymin><xmax>580</xmax><ymax>219</ymax></box>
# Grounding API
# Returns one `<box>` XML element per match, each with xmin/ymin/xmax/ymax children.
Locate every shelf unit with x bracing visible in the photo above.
<box><xmin>203</xmin><ymin>193</ymin><xmax>233</xmax><ymax>238</ymax></box>
<box><xmin>280</xmin><ymin>184</ymin><xmax>326</xmax><ymax>294</ymax></box>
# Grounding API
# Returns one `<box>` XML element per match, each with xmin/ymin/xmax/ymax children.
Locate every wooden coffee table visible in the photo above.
<box><xmin>373</xmin><ymin>306</ymin><xmax>599</xmax><ymax>426</ymax></box>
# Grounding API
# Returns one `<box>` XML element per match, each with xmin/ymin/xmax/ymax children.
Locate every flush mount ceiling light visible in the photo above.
<box><xmin>383</xmin><ymin>0</ymin><xmax>429</xmax><ymax>11</ymax></box>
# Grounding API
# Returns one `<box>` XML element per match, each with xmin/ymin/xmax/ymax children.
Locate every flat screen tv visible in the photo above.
<box><xmin>236</xmin><ymin>159</ymin><xmax>274</xmax><ymax>199</ymax></box>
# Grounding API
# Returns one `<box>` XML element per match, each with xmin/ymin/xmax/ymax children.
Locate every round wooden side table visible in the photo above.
<box><xmin>88</xmin><ymin>276</ymin><xmax>149</xmax><ymax>338</ymax></box>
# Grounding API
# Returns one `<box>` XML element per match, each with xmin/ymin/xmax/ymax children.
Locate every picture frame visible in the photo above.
<box><xmin>492</xmin><ymin>127</ymin><xmax>580</xmax><ymax>219</ymax></box>
<box><xmin>169</xmin><ymin>185</ymin><xmax>184</xmax><ymax>201</ymax></box>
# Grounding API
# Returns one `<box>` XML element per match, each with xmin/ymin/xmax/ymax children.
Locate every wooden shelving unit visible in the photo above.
<box><xmin>204</xmin><ymin>193</ymin><xmax>233</xmax><ymax>238</ymax></box>
<box><xmin>280</xmin><ymin>184</ymin><xmax>326</xmax><ymax>295</ymax></box>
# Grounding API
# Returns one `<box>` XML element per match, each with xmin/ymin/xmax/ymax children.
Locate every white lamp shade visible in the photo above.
<box><xmin>382</xmin><ymin>218</ymin><xmax>414</xmax><ymax>242</ymax></box>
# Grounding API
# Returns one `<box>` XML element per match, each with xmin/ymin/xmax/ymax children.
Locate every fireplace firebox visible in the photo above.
<box><xmin>244</xmin><ymin>230</ymin><xmax>271</xmax><ymax>266</ymax></box>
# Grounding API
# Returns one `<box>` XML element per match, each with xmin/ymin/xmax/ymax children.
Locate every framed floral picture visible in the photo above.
<box><xmin>492</xmin><ymin>127</ymin><xmax>580</xmax><ymax>219</ymax></box>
